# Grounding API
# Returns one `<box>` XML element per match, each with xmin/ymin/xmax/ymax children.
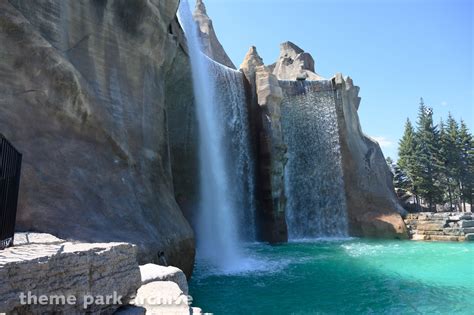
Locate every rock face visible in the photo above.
<box><xmin>140</xmin><ymin>264</ymin><xmax>189</xmax><ymax>295</ymax></box>
<box><xmin>333</xmin><ymin>74</ymin><xmax>408</xmax><ymax>239</ymax></box>
<box><xmin>279</xmin><ymin>80</ymin><xmax>349</xmax><ymax>238</ymax></box>
<box><xmin>272</xmin><ymin>42</ymin><xmax>324</xmax><ymax>81</ymax></box>
<box><xmin>1</xmin><ymin>0</ymin><xmax>410</xmax><ymax>279</ymax></box>
<box><xmin>0</xmin><ymin>0</ymin><xmax>195</xmax><ymax>275</ymax></box>
<box><xmin>116</xmin><ymin>263</ymin><xmax>203</xmax><ymax>315</ymax></box>
<box><xmin>0</xmin><ymin>233</ymin><xmax>141</xmax><ymax>314</ymax></box>
<box><xmin>165</xmin><ymin>18</ymin><xmax>200</xmax><ymax>229</ymax></box>
<box><xmin>242</xmin><ymin>45</ymin><xmax>407</xmax><ymax>240</ymax></box>
<box><xmin>133</xmin><ymin>281</ymin><xmax>190</xmax><ymax>315</ymax></box>
<box><xmin>193</xmin><ymin>0</ymin><xmax>236</xmax><ymax>69</ymax></box>
<box><xmin>241</xmin><ymin>47</ymin><xmax>288</xmax><ymax>242</ymax></box>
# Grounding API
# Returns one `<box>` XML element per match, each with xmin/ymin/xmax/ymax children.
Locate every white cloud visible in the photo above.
<box><xmin>441</xmin><ymin>101</ymin><xmax>448</xmax><ymax>106</ymax></box>
<box><xmin>371</xmin><ymin>136</ymin><xmax>393</xmax><ymax>148</ymax></box>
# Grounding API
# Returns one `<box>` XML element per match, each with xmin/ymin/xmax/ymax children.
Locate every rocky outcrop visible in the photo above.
<box><xmin>0</xmin><ymin>233</ymin><xmax>141</xmax><ymax>314</ymax></box>
<box><xmin>140</xmin><ymin>264</ymin><xmax>189</xmax><ymax>295</ymax></box>
<box><xmin>165</xmin><ymin>18</ymin><xmax>200</xmax><ymax>228</ymax></box>
<box><xmin>242</xmin><ymin>43</ymin><xmax>407</xmax><ymax>240</ymax></box>
<box><xmin>241</xmin><ymin>47</ymin><xmax>288</xmax><ymax>242</ymax></box>
<box><xmin>0</xmin><ymin>0</ymin><xmax>195</xmax><ymax>275</ymax></box>
<box><xmin>405</xmin><ymin>212</ymin><xmax>474</xmax><ymax>241</ymax></box>
<box><xmin>272</xmin><ymin>42</ymin><xmax>324</xmax><ymax>81</ymax></box>
<box><xmin>333</xmin><ymin>74</ymin><xmax>408</xmax><ymax>239</ymax></box>
<box><xmin>193</xmin><ymin>0</ymin><xmax>236</xmax><ymax>69</ymax></box>
<box><xmin>117</xmin><ymin>264</ymin><xmax>203</xmax><ymax>315</ymax></box>
<box><xmin>133</xmin><ymin>281</ymin><xmax>191</xmax><ymax>315</ymax></box>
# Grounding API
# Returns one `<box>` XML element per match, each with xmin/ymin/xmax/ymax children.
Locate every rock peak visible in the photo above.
<box><xmin>280</xmin><ymin>41</ymin><xmax>304</xmax><ymax>58</ymax></box>
<box><xmin>273</xmin><ymin>41</ymin><xmax>323</xmax><ymax>81</ymax></box>
<box><xmin>192</xmin><ymin>0</ymin><xmax>236</xmax><ymax>68</ymax></box>
<box><xmin>240</xmin><ymin>46</ymin><xmax>265</xmax><ymax>81</ymax></box>
<box><xmin>195</xmin><ymin>0</ymin><xmax>207</xmax><ymax>16</ymax></box>
<box><xmin>244</xmin><ymin>46</ymin><xmax>263</xmax><ymax>65</ymax></box>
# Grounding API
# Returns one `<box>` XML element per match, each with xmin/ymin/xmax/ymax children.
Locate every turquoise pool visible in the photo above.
<box><xmin>189</xmin><ymin>240</ymin><xmax>474</xmax><ymax>314</ymax></box>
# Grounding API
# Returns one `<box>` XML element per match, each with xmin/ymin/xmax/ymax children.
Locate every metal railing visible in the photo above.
<box><xmin>0</xmin><ymin>135</ymin><xmax>22</xmax><ymax>249</ymax></box>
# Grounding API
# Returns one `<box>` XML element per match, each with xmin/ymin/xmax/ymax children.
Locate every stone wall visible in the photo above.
<box><xmin>405</xmin><ymin>212</ymin><xmax>474</xmax><ymax>241</ymax></box>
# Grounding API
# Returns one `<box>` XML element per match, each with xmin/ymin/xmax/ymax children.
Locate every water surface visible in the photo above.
<box><xmin>190</xmin><ymin>240</ymin><xmax>474</xmax><ymax>314</ymax></box>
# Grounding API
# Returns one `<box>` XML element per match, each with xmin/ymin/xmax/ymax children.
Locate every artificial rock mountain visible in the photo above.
<box><xmin>0</xmin><ymin>0</ymin><xmax>407</xmax><ymax>276</ymax></box>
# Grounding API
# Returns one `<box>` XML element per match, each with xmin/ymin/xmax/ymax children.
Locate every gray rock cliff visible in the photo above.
<box><xmin>241</xmin><ymin>47</ymin><xmax>288</xmax><ymax>243</ymax></box>
<box><xmin>193</xmin><ymin>0</ymin><xmax>236</xmax><ymax>69</ymax></box>
<box><xmin>242</xmin><ymin>43</ymin><xmax>407</xmax><ymax>239</ymax></box>
<box><xmin>333</xmin><ymin>74</ymin><xmax>408</xmax><ymax>239</ymax></box>
<box><xmin>272</xmin><ymin>42</ymin><xmax>324</xmax><ymax>81</ymax></box>
<box><xmin>0</xmin><ymin>0</ymin><xmax>195</xmax><ymax>275</ymax></box>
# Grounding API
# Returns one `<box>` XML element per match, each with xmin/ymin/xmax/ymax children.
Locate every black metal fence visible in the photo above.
<box><xmin>0</xmin><ymin>135</ymin><xmax>22</xmax><ymax>249</ymax></box>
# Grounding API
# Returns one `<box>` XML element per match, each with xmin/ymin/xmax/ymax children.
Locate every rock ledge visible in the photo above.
<box><xmin>0</xmin><ymin>233</ymin><xmax>141</xmax><ymax>314</ymax></box>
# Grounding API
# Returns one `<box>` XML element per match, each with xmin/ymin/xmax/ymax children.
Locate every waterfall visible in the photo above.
<box><xmin>178</xmin><ymin>0</ymin><xmax>256</xmax><ymax>270</ymax></box>
<box><xmin>280</xmin><ymin>80</ymin><xmax>349</xmax><ymax>239</ymax></box>
<box><xmin>209</xmin><ymin>62</ymin><xmax>256</xmax><ymax>241</ymax></box>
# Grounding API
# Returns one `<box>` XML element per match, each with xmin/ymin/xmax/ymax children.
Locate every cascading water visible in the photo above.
<box><xmin>280</xmin><ymin>80</ymin><xmax>348</xmax><ymax>239</ymax></box>
<box><xmin>209</xmin><ymin>61</ymin><xmax>256</xmax><ymax>241</ymax></box>
<box><xmin>178</xmin><ymin>0</ymin><xmax>256</xmax><ymax>271</ymax></box>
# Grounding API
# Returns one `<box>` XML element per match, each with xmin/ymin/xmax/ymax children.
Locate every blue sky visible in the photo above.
<box><xmin>197</xmin><ymin>0</ymin><xmax>473</xmax><ymax>160</ymax></box>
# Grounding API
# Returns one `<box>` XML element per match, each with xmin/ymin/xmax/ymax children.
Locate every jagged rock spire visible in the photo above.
<box><xmin>240</xmin><ymin>46</ymin><xmax>264</xmax><ymax>80</ymax></box>
<box><xmin>195</xmin><ymin>0</ymin><xmax>207</xmax><ymax>16</ymax></box>
<box><xmin>279</xmin><ymin>41</ymin><xmax>304</xmax><ymax>59</ymax></box>
<box><xmin>191</xmin><ymin>0</ymin><xmax>236</xmax><ymax>68</ymax></box>
<box><xmin>272</xmin><ymin>41</ymin><xmax>323</xmax><ymax>81</ymax></box>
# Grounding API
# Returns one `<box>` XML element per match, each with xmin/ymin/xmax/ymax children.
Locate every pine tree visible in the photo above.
<box><xmin>437</xmin><ymin>116</ymin><xmax>460</xmax><ymax>210</ymax></box>
<box><xmin>414</xmin><ymin>98</ymin><xmax>442</xmax><ymax>211</ymax></box>
<box><xmin>437</xmin><ymin>119</ymin><xmax>449</xmax><ymax>207</ymax></box>
<box><xmin>397</xmin><ymin>98</ymin><xmax>472</xmax><ymax>213</ymax></box>
<box><xmin>458</xmin><ymin>120</ymin><xmax>473</xmax><ymax>211</ymax></box>
<box><xmin>398</xmin><ymin>119</ymin><xmax>416</xmax><ymax>172</ymax></box>
<box><xmin>398</xmin><ymin>118</ymin><xmax>419</xmax><ymax>208</ymax></box>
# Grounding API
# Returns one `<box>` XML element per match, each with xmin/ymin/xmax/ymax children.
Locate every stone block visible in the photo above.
<box><xmin>132</xmin><ymin>281</ymin><xmax>190</xmax><ymax>315</ymax></box>
<box><xmin>140</xmin><ymin>264</ymin><xmax>188</xmax><ymax>295</ymax></box>
<box><xmin>0</xmin><ymin>234</ymin><xmax>141</xmax><ymax>314</ymax></box>
<box><xmin>429</xmin><ymin>235</ymin><xmax>461</xmax><ymax>242</ymax></box>
<box><xmin>460</xmin><ymin>220</ymin><xmax>474</xmax><ymax>228</ymax></box>
<box><xmin>417</xmin><ymin>222</ymin><xmax>445</xmax><ymax>231</ymax></box>
<box><xmin>465</xmin><ymin>234</ymin><xmax>474</xmax><ymax>241</ymax></box>
<box><xmin>412</xmin><ymin>234</ymin><xmax>429</xmax><ymax>241</ymax></box>
<box><xmin>462</xmin><ymin>227</ymin><xmax>474</xmax><ymax>234</ymax></box>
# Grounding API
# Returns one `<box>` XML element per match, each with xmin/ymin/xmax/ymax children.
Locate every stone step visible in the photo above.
<box><xmin>428</xmin><ymin>235</ymin><xmax>463</xmax><ymax>242</ymax></box>
<box><xmin>462</xmin><ymin>227</ymin><xmax>474</xmax><ymax>234</ymax></box>
<box><xmin>443</xmin><ymin>228</ymin><xmax>463</xmax><ymax>236</ymax></box>
<box><xmin>412</xmin><ymin>234</ymin><xmax>428</xmax><ymax>241</ymax></box>
<box><xmin>417</xmin><ymin>223</ymin><xmax>445</xmax><ymax>231</ymax></box>
<box><xmin>139</xmin><ymin>264</ymin><xmax>188</xmax><ymax>295</ymax></box>
<box><xmin>420</xmin><ymin>231</ymin><xmax>445</xmax><ymax>236</ymax></box>
<box><xmin>465</xmin><ymin>233</ymin><xmax>474</xmax><ymax>241</ymax></box>
<box><xmin>460</xmin><ymin>220</ymin><xmax>474</xmax><ymax>228</ymax></box>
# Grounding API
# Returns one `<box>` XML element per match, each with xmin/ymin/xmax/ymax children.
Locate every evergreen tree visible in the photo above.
<box><xmin>398</xmin><ymin>119</ymin><xmax>416</xmax><ymax>173</ymax></box>
<box><xmin>458</xmin><ymin>120</ymin><xmax>473</xmax><ymax>210</ymax></box>
<box><xmin>437</xmin><ymin>119</ymin><xmax>449</xmax><ymax>206</ymax></box>
<box><xmin>397</xmin><ymin>118</ymin><xmax>419</xmax><ymax>208</ymax></box>
<box><xmin>397</xmin><ymin>98</ymin><xmax>473</xmax><ymax>212</ymax></box>
<box><xmin>413</xmin><ymin>98</ymin><xmax>442</xmax><ymax>210</ymax></box>
<box><xmin>437</xmin><ymin>116</ymin><xmax>460</xmax><ymax>210</ymax></box>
